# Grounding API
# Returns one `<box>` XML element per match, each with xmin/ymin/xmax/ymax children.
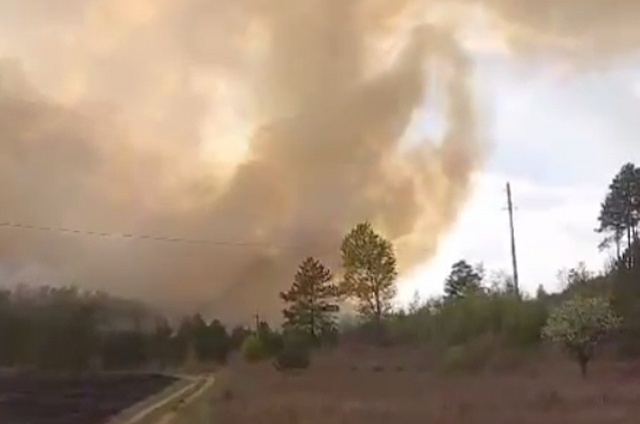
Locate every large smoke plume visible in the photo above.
<box><xmin>0</xmin><ymin>0</ymin><xmax>637</xmax><ymax>322</ymax></box>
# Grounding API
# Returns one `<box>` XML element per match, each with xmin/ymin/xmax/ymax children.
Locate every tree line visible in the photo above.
<box><xmin>0</xmin><ymin>285</ymin><xmax>255</xmax><ymax>371</ymax></box>
<box><xmin>267</xmin><ymin>162</ymin><xmax>640</xmax><ymax>375</ymax></box>
<box><xmin>2</xmin><ymin>162</ymin><xmax>640</xmax><ymax>376</ymax></box>
<box><xmin>0</xmin><ymin>221</ymin><xmax>400</xmax><ymax>371</ymax></box>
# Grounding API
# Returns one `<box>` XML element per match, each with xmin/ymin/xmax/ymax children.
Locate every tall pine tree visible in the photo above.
<box><xmin>444</xmin><ymin>260</ymin><xmax>483</xmax><ymax>299</ymax></box>
<box><xmin>280</xmin><ymin>257</ymin><xmax>339</xmax><ymax>343</ymax></box>
<box><xmin>597</xmin><ymin>163</ymin><xmax>640</xmax><ymax>266</ymax></box>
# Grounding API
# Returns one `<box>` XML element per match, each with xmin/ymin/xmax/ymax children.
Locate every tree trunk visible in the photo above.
<box><xmin>630</xmin><ymin>226</ymin><xmax>638</xmax><ymax>267</ymax></box>
<box><xmin>373</xmin><ymin>290</ymin><xmax>383</xmax><ymax>344</ymax></box>
<box><xmin>578</xmin><ymin>353</ymin><xmax>589</xmax><ymax>378</ymax></box>
<box><xmin>310</xmin><ymin>285</ymin><xmax>316</xmax><ymax>341</ymax></box>
<box><xmin>627</xmin><ymin>224</ymin><xmax>632</xmax><ymax>268</ymax></box>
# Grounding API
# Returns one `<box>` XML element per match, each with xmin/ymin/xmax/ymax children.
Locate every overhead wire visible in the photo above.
<box><xmin>0</xmin><ymin>220</ymin><xmax>337</xmax><ymax>251</ymax></box>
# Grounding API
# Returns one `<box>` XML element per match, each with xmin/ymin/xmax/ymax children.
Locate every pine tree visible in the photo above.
<box><xmin>597</xmin><ymin>163</ymin><xmax>640</xmax><ymax>265</ymax></box>
<box><xmin>536</xmin><ymin>284</ymin><xmax>548</xmax><ymax>300</ymax></box>
<box><xmin>444</xmin><ymin>260</ymin><xmax>483</xmax><ymax>299</ymax></box>
<box><xmin>280</xmin><ymin>257</ymin><xmax>339</xmax><ymax>344</ymax></box>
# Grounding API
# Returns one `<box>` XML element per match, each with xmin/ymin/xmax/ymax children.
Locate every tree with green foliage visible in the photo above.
<box><xmin>608</xmin><ymin>241</ymin><xmax>640</xmax><ymax>356</ymax></box>
<box><xmin>558</xmin><ymin>262</ymin><xmax>593</xmax><ymax>287</ymax></box>
<box><xmin>241</xmin><ymin>334</ymin><xmax>268</xmax><ymax>363</ymax></box>
<box><xmin>256</xmin><ymin>320</ymin><xmax>283</xmax><ymax>356</ymax></box>
<box><xmin>0</xmin><ymin>283</ymin><xmax>237</xmax><ymax>371</ymax></box>
<box><xmin>190</xmin><ymin>313</ymin><xmax>210</xmax><ymax>361</ymax></box>
<box><xmin>340</xmin><ymin>222</ymin><xmax>398</xmax><ymax>331</ymax></box>
<box><xmin>444</xmin><ymin>260</ymin><xmax>484</xmax><ymax>299</ymax></box>
<box><xmin>280</xmin><ymin>257</ymin><xmax>339</xmax><ymax>344</ymax></box>
<box><xmin>597</xmin><ymin>163</ymin><xmax>640</xmax><ymax>264</ymax></box>
<box><xmin>150</xmin><ymin>317</ymin><xmax>173</xmax><ymax>369</ymax></box>
<box><xmin>208</xmin><ymin>319</ymin><xmax>231</xmax><ymax>363</ymax></box>
<box><xmin>273</xmin><ymin>329</ymin><xmax>311</xmax><ymax>371</ymax></box>
<box><xmin>230</xmin><ymin>325</ymin><xmax>252</xmax><ymax>350</ymax></box>
<box><xmin>542</xmin><ymin>295</ymin><xmax>621</xmax><ymax>377</ymax></box>
<box><xmin>172</xmin><ymin>315</ymin><xmax>195</xmax><ymax>364</ymax></box>
<box><xmin>594</xmin><ymin>165</ymin><xmax>640</xmax><ymax>356</ymax></box>
<box><xmin>182</xmin><ymin>314</ymin><xmax>231</xmax><ymax>364</ymax></box>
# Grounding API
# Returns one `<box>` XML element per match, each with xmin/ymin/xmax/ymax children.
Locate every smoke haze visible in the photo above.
<box><xmin>0</xmin><ymin>0</ymin><xmax>637</xmax><ymax>321</ymax></box>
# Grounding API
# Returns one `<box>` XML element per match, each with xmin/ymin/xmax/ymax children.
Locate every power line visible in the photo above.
<box><xmin>0</xmin><ymin>221</ymin><xmax>308</xmax><ymax>250</ymax></box>
<box><xmin>0</xmin><ymin>218</ymin><xmax>441</xmax><ymax>256</ymax></box>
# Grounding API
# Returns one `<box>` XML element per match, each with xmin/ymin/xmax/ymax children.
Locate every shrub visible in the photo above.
<box><xmin>240</xmin><ymin>334</ymin><xmax>268</xmax><ymax>363</ymax></box>
<box><xmin>257</xmin><ymin>322</ymin><xmax>284</xmax><ymax>356</ymax></box>
<box><xmin>497</xmin><ymin>295</ymin><xmax>548</xmax><ymax>348</ymax></box>
<box><xmin>384</xmin><ymin>308</ymin><xmax>433</xmax><ymax>345</ymax></box>
<box><xmin>430</xmin><ymin>291</ymin><xmax>548</xmax><ymax>349</ymax></box>
<box><xmin>343</xmin><ymin>286</ymin><xmax>548</xmax><ymax>357</ymax></box>
<box><xmin>542</xmin><ymin>295</ymin><xmax>621</xmax><ymax>377</ymax></box>
<box><xmin>273</xmin><ymin>331</ymin><xmax>311</xmax><ymax>371</ymax></box>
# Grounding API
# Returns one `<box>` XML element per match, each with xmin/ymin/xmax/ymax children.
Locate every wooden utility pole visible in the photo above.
<box><xmin>506</xmin><ymin>182</ymin><xmax>520</xmax><ymax>295</ymax></box>
<box><xmin>254</xmin><ymin>313</ymin><xmax>260</xmax><ymax>332</ymax></box>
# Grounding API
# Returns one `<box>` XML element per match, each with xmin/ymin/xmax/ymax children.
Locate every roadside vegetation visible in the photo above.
<box><xmin>2</xmin><ymin>163</ymin><xmax>640</xmax><ymax>424</ymax></box>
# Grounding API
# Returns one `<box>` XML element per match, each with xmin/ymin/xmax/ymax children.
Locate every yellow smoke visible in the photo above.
<box><xmin>0</xmin><ymin>0</ymin><xmax>637</xmax><ymax>321</ymax></box>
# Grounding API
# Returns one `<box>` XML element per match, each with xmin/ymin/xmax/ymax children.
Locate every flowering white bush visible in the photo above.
<box><xmin>542</xmin><ymin>295</ymin><xmax>621</xmax><ymax>377</ymax></box>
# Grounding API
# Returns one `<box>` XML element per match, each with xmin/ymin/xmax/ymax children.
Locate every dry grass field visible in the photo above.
<box><xmin>209</xmin><ymin>346</ymin><xmax>640</xmax><ymax>424</ymax></box>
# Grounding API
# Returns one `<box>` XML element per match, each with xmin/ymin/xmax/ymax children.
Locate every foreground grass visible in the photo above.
<box><xmin>209</xmin><ymin>347</ymin><xmax>640</xmax><ymax>424</ymax></box>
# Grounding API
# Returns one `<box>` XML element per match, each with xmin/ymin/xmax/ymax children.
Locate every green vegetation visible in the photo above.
<box><xmin>273</xmin><ymin>330</ymin><xmax>312</xmax><ymax>371</ymax></box>
<box><xmin>280</xmin><ymin>257</ymin><xmax>340</xmax><ymax>345</ymax></box>
<box><xmin>229</xmin><ymin>325</ymin><xmax>252</xmax><ymax>351</ymax></box>
<box><xmin>340</xmin><ymin>221</ymin><xmax>398</xmax><ymax>339</ymax></box>
<box><xmin>0</xmin><ymin>286</ymin><xmax>235</xmax><ymax>371</ymax></box>
<box><xmin>256</xmin><ymin>321</ymin><xmax>284</xmax><ymax>357</ymax></box>
<box><xmin>444</xmin><ymin>260</ymin><xmax>484</xmax><ymax>299</ymax></box>
<box><xmin>3</xmin><ymin>162</ymin><xmax>640</xmax><ymax>377</ymax></box>
<box><xmin>543</xmin><ymin>296</ymin><xmax>621</xmax><ymax>377</ymax></box>
<box><xmin>240</xmin><ymin>334</ymin><xmax>268</xmax><ymax>363</ymax></box>
<box><xmin>597</xmin><ymin>162</ymin><xmax>639</xmax><ymax>262</ymax></box>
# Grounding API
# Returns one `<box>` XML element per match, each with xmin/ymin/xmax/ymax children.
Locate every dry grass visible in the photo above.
<box><xmin>209</xmin><ymin>346</ymin><xmax>640</xmax><ymax>424</ymax></box>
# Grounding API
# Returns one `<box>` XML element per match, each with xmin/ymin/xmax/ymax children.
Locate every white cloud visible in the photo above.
<box><xmin>396</xmin><ymin>52</ymin><xmax>639</xmax><ymax>306</ymax></box>
<box><xmin>398</xmin><ymin>172</ymin><xmax>608</xmax><ymax>303</ymax></box>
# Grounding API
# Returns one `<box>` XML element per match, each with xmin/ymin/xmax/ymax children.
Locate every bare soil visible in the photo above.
<box><xmin>212</xmin><ymin>347</ymin><xmax>640</xmax><ymax>424</ymax></box>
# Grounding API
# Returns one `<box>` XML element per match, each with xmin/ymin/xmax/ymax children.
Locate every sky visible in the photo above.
<box><xmin>398</xmin><ymin>51</ymin><xmax>640</xmax><ymax>303</ymax></box>
<box><xmin>1</xmin><ymin>2</ymin><xmax>639</xmax><ymax>316</ymax></box>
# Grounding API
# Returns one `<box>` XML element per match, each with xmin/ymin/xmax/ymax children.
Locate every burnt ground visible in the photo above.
<box><xmin>0</xmin><ymin>372</ymin><xmax>178</xmax><ymax>424</ymax></box>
